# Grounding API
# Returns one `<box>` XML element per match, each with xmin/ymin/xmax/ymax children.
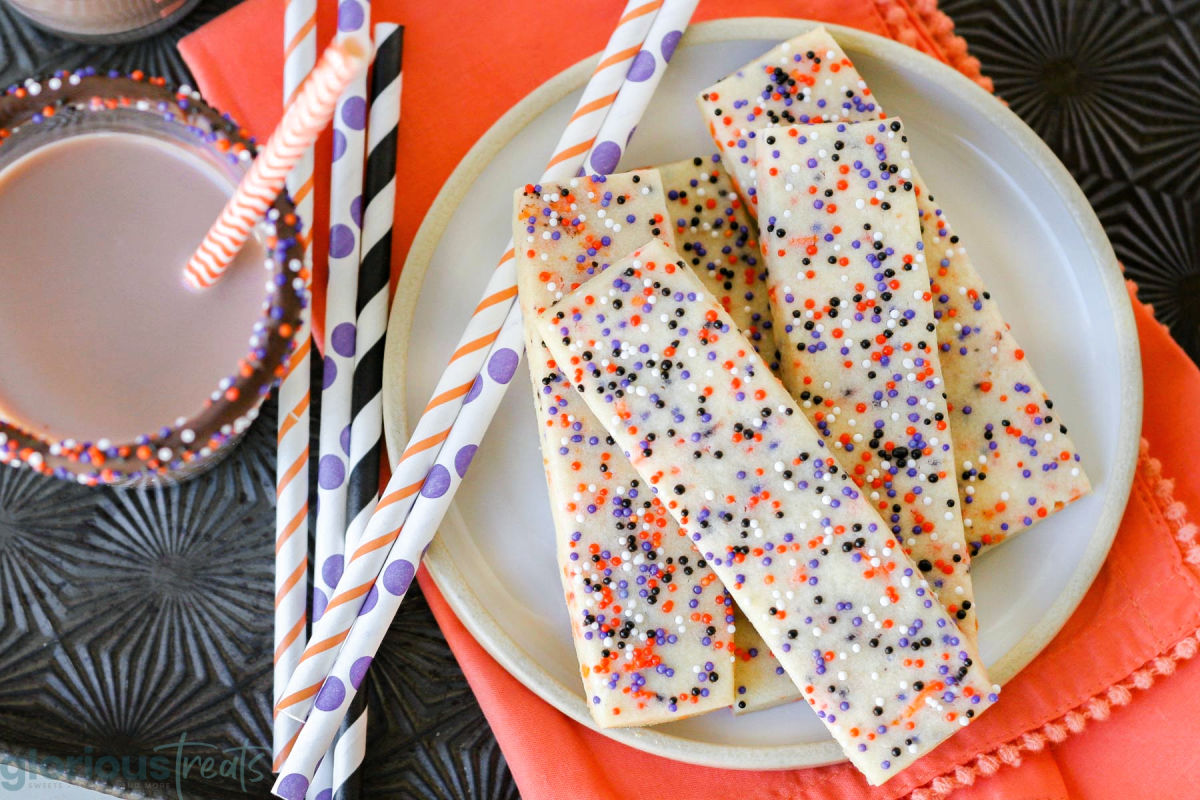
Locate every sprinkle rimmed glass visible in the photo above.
<box><xmin>0</xmin><ymin>70</ymin><xmax>307</xmax><ymax>486</ymax></box>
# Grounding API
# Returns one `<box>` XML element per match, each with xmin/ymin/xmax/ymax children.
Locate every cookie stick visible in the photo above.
<box><xmin>696</xmin><ymin>28</ymin><xmax>1090</xmax><ymax>553</ymax></box>
<box><xmin>657</xmin><ymin>154</ymin><xmax>797</xmax><ymax>711</ymax></box>
<box><xmin>916</xmin><ymin>174</ymin><xmax>1090</xmax><ymax>551</ymax></box>
<box><xmin>696</xmin><ymin>27</ymin><xmax>880</xmax><ymax>218</ymax></box>
<box><xmin>538</xmin><ymin>240</ymin><xmax>996</xmax><ymax>785</ymax></box>
<box><xmin>692</xmin><ymin>31</ymin><xmax>979</xmax><ymax>643</ymax></box>
<box><xmin>514</xmin><ymin>171</ymin><xmax>734</xmax><ymax>726</ymax></box>
<box><xmin>755</xmin><ymin>120</ymin><xmax>976</xmax><ymax>645</ymax></box>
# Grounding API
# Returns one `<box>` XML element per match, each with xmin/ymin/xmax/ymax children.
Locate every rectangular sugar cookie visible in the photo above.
<box><xmin>697</xmin><ymin>27</ymin><xmax>880</xmax><ymax>217</ymax></box>
<box><xmin>513</xmin><ymin>171</ymin><xmax>735</xmax><ymax>726</ymax></box>
<box><xmin>537</xmin><ymin>240</ymin><xmax>996</xmax><ymax>784</ymax></box>
<box><xmin>698</xmin><ymin>28</ymin><xmax>1089</xmax><ymax>552</ymax></box>
<box><xmin>731</xmin><ymin>608</ymin><xmax>797</xmax><ymax>714</ymax></box>
<box><xmin>755</xmin><ymin>120</ymin><xmax>977</xmax><ymax>645</ymax></box>
<box><xmin>916</xmin><ymin>173</ymin><xmax>1090</xmax><ymax>551</ymax></box>
<box><xmin>658</xmin><ymin>154</ymin><xmax>777</xmax><ymax>366</ymax></box>
<box><xmin>658</xmin><ymin>154</ymin><xmax>799</xmax><ymax>709</ymax></box>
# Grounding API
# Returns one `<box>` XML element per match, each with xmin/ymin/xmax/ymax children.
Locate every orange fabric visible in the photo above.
<box><xmin>180</xmin><ymin>1</ymin><xmax>1200</xmax><ymax>797</ymax></box>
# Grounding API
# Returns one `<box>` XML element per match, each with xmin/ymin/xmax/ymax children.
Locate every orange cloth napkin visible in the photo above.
<box><xmin>180</xmin><ymin>2</ymin><xmax>1200</xmax><ymax>797</ymax></box>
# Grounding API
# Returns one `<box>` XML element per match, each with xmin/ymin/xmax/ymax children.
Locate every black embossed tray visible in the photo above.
<box><xmin>0</xmin><ymin>352</ymin><xmax>513</xmax><ymax>800</ymax></box>
<box><xmin>0</xmin><ymin>0</ymin><xmax>1196</xmax><ymax>797</ymax></box>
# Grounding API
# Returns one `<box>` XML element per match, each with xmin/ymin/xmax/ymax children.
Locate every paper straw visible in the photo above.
<box><xmin>581</xmin><ymin>2</ymin><xmax>695</xmax><ymax>175</ymax></box>
<box><xmin>346</xmin><ymin>21</ymin><xmax>402</xmax><ymax>590</ymax></box>
<box><xmin>272</xmin><ymin>0</ymin><xmax>664</xmax><ymax>732</ymax></box>
<box><xmin>308</xmin><ymin>2</ymin><xmax>372</xmax><ymax>795</ymax></box>
<box><xmin>268</xmin><ymin>30</ymin><xmax>369</xmax><ymax>782</ymax></box>
<box><xmin>313</xmin><ymin>0</ymin><xmax>373</xmax><ymax>630</ymax></box>
<box><xmin>330</xmin><ymin>707</ymin><xmax>368</xmax><ymax>797</ymax></box>
<box><xmin>335</xmin><ymin>22</ymin><xmax>402</xmax><ymax>800</ymax></box>
<box><xmin>541</xmin><ymin>0</ymin><xmax>665</xmax><ymax>178</ymax></box>
<box><xmin>274</xmin><ymin>0</ymin><xmax>316</xmax><ymax>770</ymax></box>
<box><xmin>272</xmin><ymin>3</ymin><xmax>696</xmax><ymax>793</ymax></box>
<box><xmin>272</xmin><ymin>308</ymin><xmax>523</xmax><ymax>800</ymax></box>
<box><xmin>185</xmin><ymin>41</ymin><xmax>367</xmax><ymax>291</ymax></box>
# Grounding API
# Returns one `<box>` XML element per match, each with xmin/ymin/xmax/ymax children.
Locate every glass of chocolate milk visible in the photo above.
<box><xmin>0</xmin><ymin>70</ymin><xmax>306</xmax><ymax>486</ymax></box>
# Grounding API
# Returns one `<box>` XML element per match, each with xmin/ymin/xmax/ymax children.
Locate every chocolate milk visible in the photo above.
<box><xmin>0</xmin><ymin>131</ymin><xmax>269</xmax><ymax>444</ymax></box>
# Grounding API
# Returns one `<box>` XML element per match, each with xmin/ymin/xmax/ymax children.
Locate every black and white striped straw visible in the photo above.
<box><xmin>334</xmin><ymin>21</ymin><xmax>403</xmax><ymax>800</ymax></box>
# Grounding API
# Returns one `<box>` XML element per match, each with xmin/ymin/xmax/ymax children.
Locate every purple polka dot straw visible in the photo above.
<box><xmin>311</xmin><ymin>2</ymin><xmax>371</xmax><ymax>799</ymax></box>
<box><xmin>338</xmin><ymin>20</ymin><xmax>403</xmax><ymax>798</ymax></box>
<box><xmin>272</xmin><ymin>306</ymin><xmax>517</xmax><ymax>794</ymax></box>
<box><xmin>581</xmin><ymin>0</ymin><xmax>697</xmax><ymax>176</ymax></box>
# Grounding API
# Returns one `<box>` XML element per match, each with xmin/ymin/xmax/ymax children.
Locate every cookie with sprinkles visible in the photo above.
<box><xmin>730</xmin><ymin>607</ymin><xmax>798</xmax><ymax>713</ymax></box>
<box><xmin>657</xmin><ymin>153</ymin><xmax>778</xmax><ymax>368</ymax></box>
<box><xmin>657</xmin><ymin>154</ymin><xmax>798</xmax><ymax>709</ymax></box>
<box><xmin>755</xmin><ymin>120</ymin><xmax>977</xmax><ymax>648</ymax></box>
<box><xmin>915</xmin><ymin>170</ymin><xmax>1090</xmax><ymax>552</ymax></box>
<box><xmin>697</xmin><ymin>32</ymin><xmax>1089</xmax><ymax>553</ymax></box>
<box><xmin>537</xmin><ymin>240</ymin><xmax>996</xmax><ymax>785</ymax></box>
<box><xmin>696</xmin><ymin>27</ymin><xmax>880</xmax><ymax>217</ymax></box>
<box><xmin>513</xmin><ymin>171</ymin><xmax>735</xmax><ymax>726</ymax></box>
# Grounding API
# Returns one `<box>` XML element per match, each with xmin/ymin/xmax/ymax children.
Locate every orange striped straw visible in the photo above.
<box><xmin>184</xmin><ymin>39</ymin><xmax>367</xmax><ymax>291</ymax></box>
<box><xmin>274</xmin><ymin>0</ymin><xmax>317</xmax><ymax>769</ymax></box>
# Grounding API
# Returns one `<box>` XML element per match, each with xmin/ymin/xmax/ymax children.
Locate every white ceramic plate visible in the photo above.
<box><xmin>382</xmin><ymin>18</ymin><xmax>1141</xmax><ymax>770</ymax></box>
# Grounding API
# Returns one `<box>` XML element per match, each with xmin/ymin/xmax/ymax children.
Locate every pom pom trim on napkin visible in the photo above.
<box><xmin>910</xmin><ymin>436</ymin><xmax>1200</xmax><ymax>800</ymax></box>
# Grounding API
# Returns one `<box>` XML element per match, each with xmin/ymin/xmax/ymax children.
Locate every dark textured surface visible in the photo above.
<box><xmin>0</xmin><ymin>0</ymin><xmax>241</xmax><ymax>86</ymax></box>
<box><xmin>940</xmin><ymin>0</ymin><xmax>1200</xmax><ymax>361</ymax></box>
<box><xmin>0</xmin><ymin>353</ymin><xmax>518</xmax><ymax>800</ymax></box>
<box><xmin>0</xmin><ymin>1</ymin><xmax>1197</xmax><ymax>799</ymax></box>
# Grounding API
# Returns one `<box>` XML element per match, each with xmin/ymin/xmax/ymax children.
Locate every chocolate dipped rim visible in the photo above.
<box><xmin>0</xmin><ymin>69</ymin><xmax>307</xmax><ymax>485</ymax></box>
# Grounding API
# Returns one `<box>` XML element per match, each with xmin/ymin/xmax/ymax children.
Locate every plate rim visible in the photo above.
<box><xmin>381</xmin><ymin>17</ymin><xmax>1142</xmax><ymax>771</ymax></box>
